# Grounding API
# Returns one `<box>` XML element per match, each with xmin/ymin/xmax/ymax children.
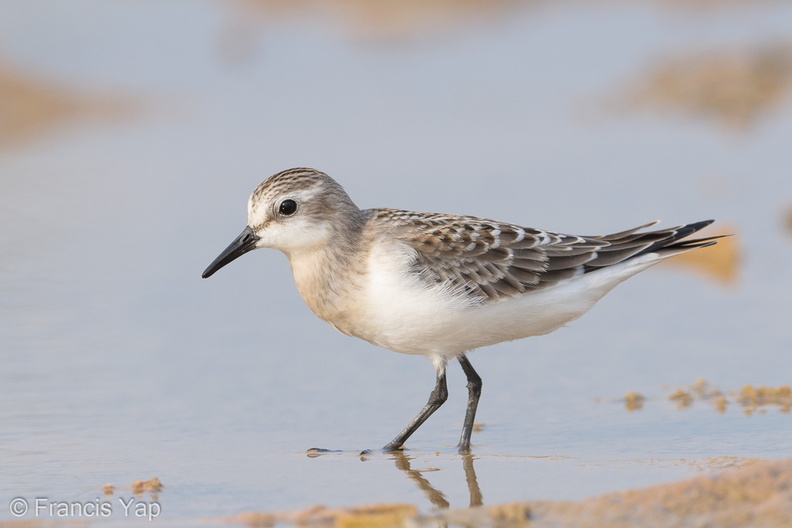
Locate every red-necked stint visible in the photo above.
<box><xmin>202</xmin><ymin>167</ymin><xmax>721</xmax><ymax>454</ymax></box>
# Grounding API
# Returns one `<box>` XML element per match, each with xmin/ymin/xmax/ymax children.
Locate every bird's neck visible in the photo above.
<box><xmin>286</xmin><ymin>224</ymin><xmax>368</xmax><ymax>334</ymax></box>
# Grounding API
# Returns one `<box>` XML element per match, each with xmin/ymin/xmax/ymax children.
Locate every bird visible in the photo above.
<box><xmin>202</xmin><ymin>167</ymin><xmax>721</xmax><ymax>454</ymax></box>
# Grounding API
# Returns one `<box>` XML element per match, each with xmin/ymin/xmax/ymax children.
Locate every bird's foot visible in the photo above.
<box><xmin>305</xmin><ymin>447</ymin><xmax>342</xmax><ymax>457</ymax></box>
<box><xmin>360</xmin><ymin>445</ymin><xmax>405</xmax><ymax>456</ymax></box>
<box><xmin>456</xmin><ymin>443</ymin><xmax>473</xmax><ymax>455</ymax></box>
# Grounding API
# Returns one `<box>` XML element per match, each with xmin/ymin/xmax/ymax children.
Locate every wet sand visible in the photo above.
<box><xmin>226</xmin><ymin>457</ymin><xmax>791</xmax><ymax>527</ymax></box>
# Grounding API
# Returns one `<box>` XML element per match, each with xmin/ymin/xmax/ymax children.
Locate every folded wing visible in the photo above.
<box><xmin>371</xmin><ymin>209</ymin><xmax>719</xmax><ymax>303</ymax></box>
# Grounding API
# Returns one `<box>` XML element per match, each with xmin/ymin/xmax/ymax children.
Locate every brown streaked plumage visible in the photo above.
<box><xmin>367</xmin><ymin>209</ymin><xmax>716</xmax><ymax>302</ymax></box>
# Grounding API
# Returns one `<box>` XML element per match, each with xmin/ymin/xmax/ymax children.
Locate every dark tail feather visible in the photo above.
<box><xmin>637</xmin><ymin>219</ymin><xmax>727</xmax><ymax>257</ymax></box>
<box><xmin>580</xmin><ymin>219</ymin><xmax>727</xmax><ymax>274</ymax></box>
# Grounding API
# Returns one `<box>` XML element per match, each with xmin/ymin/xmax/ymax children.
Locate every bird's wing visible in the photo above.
<box><xmin>369</xmin><ymin>209</ymin><xmax>715</xmax><ymax>302</ymax></box>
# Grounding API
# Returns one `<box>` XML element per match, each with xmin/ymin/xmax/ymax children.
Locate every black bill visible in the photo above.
<box><xmin>202</xmin><ymin>226</ymin><xmax>260</xmax><ymax>278</ymax></box>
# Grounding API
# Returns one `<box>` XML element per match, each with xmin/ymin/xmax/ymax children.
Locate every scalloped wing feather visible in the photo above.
<box><xmin>368</xmin><ymin>210</ymin><xmax>717</xmax><ymax>303</ymax></box>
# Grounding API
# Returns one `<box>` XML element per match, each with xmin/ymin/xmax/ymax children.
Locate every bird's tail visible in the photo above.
<box><xmin>636</xmin><ymin>219</ymin><xmax>726</xmax><ymax>257</ymax></box>
<box><xmin>583</xmin><ymin>219</ymin><xmax>727</xmax><ymax>272</ymax></box>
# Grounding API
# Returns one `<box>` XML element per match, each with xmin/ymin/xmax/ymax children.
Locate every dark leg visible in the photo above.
<box><xmin>382</xmin><ymin>368</ymin><xmax>448</xmax><ymax>452</ymax></box>
<box><xmin>457</xmin><ymin>355</ymin><xmax>482</xmax><ymax>453</ymax></box>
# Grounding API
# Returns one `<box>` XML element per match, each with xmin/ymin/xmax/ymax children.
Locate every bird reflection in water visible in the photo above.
<box><xmin>375</xmin><ymin>451</ymin><xmax>482</xmax><ymax>511</ymax></box>
<box><xmin>306</xmin><ymin>448</ymin><xmax>483</xmax><ymax>510</ymax></box>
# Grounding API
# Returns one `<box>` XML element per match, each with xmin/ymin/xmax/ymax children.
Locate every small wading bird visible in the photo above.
<box><xmin>202</xmin><ymin>168</ymin><xmax>721</xmax><ymax>453</ymax></box>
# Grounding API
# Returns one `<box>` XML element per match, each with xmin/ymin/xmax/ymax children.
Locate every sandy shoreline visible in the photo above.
<box><xmin>227</xmin><ymin>457</ymin><xmax>792</xmax><ymax>527</ymax></box>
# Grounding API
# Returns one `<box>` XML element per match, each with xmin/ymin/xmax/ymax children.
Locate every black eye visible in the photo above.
<box><xmin>279</xmin><ymin>199</ymin><xmax>297</xmax><ymax>216</ymax></box>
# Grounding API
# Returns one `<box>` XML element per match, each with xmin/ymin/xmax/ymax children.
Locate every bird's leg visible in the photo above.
<box><xmin>457</xmin><ymin>355</ymin><xmax>482</xmax><ymax>454</ymax></box>
<box><xmin>382</xmin><ymin>367</ymin><xmax>448</xmax><ymax>452</ymax></box>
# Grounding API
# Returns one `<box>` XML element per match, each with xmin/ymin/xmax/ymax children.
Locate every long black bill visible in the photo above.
<box><xmin>202</xmin><ymin>226</ymin><xmax>260</xmax><ymax>279</ymax></box>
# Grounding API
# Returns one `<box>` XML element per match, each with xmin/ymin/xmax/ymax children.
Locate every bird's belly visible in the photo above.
<box><xmin>344</xmin><ymin>255</ymin><xmax>658</xmax><ymax>358</ymax></box>
<box><xmin>351</xmin><ymin>290</ymin><xmax>582</xmax><ymax>357</ymax></box>
<box><xmin>341</xmin><ymin>271</ymin><xmax>578</xmax><ymax>358</ymax></box>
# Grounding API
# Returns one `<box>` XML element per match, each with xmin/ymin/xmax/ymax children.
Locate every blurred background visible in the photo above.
<box><xmin>1</xmin><ymin>0</ymin><xmax>790</xmax><ymax>524</ymax></box>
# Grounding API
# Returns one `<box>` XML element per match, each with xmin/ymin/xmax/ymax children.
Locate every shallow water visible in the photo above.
<box><xmin>1</xmin><ymin>0</ymin><xmax>791</xmax><ymax>524</ymax></box>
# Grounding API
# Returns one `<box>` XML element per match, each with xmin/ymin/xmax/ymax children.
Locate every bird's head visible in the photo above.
<box><xmin>202</xmin><ymin>168</ymin><xmax>359</xmax><ymax>278</ymax></box>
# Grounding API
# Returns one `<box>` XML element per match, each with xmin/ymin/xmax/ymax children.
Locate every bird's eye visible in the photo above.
<box><xmin>279</xmin><ymin>199</ymin><xmax>297</xmax><ymax>216</ymax></box>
